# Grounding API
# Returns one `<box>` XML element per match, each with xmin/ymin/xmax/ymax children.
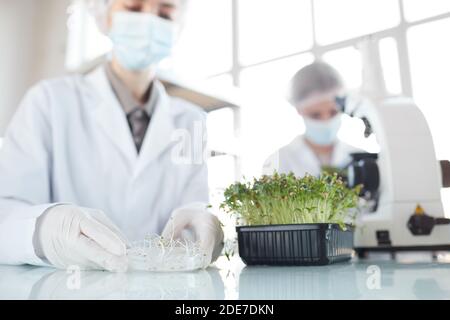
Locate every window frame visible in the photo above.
<box><xmin>210</xmin><ymin>0</ymin><xmax>450</xmax><ymax>100</ymax></box>
<box><xmin>65</xmin><ymin>0</ymin><xmax>450</xmax><ymax>183</ymax></box>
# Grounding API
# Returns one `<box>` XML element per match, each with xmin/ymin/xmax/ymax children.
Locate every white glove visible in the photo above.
<box><xmin>162</xmin><ymin>203</ymin><xmax>224</xmax><ymax>268</ymax></box>
<box><xmin>34</xmin><ymin>205</ymin><xmax>128</xmax><ymax>272</ymax></box>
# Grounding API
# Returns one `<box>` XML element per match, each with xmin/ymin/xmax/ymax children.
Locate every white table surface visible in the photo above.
<box><xmin>2</xmin><ymin>253</ymin><xmax>450</xmax><ymax>300</ymax></box>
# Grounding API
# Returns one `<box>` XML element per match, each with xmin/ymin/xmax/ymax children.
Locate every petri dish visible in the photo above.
<box><xmin>127</xmin><ymin>235</ymin><xmax>207</xmax><ymax>272</ymax></box>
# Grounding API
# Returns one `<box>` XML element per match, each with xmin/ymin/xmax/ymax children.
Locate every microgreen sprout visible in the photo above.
<box><xmin>220</xmin><ymin>172</ymin><xmax>361</xmax><ymax>230</ymax></box>
<box><xmin>127</xmin><ymin>235</ymin><xmax>206</xmax><ymax>272</ymax></box>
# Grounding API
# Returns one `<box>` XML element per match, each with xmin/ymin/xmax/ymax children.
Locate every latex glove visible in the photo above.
<box><xmin>162</xmin><ymin>203</ymin><xmax>224</xmax><ymax>268</ymax></box>
<box><xmin>34</xmin><ymin>205</ymin><xmax>128</xmax><ymax>272</ymax></box>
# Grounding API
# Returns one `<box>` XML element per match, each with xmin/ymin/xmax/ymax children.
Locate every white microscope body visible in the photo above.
<box><xmin>350</xmin><ymin>98</ymin><xmax>450</xmax><ymax>255</ymax></box>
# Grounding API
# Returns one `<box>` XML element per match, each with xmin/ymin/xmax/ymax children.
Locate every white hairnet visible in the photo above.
<box><xmin>288</xmin><ymin>61</ymin><xmax>344</xmax><ymax>108</ymax></box>
<box><xmin>88</xmin><ymin>0</ymin><xmax>188</xmax><ymax>33</ymax></box>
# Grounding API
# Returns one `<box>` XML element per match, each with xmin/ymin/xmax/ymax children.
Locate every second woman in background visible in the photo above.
<box><xmin>264</xmin><ymin>62</ymin><xmax>362</xmax><ymax>177</ymax></box>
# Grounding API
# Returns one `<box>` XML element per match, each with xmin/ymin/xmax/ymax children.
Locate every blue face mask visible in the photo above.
<box><xmin>303</xmin><ymin>115</ymin><xmax>342</xmax><ymax>146</ymax></box>
<box><xmin>109</xmin><ymin>12</ymin><xmax>175</xmax><ymax>71</ymax></box>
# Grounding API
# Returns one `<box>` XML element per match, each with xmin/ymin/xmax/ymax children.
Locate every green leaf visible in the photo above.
<box><xmin>220</xmin><ymin>171</ymin><xmax>360</xmax><ymax>227</ymax></box>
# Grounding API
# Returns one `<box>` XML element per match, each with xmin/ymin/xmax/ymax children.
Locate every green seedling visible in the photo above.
<box><xmin>220</xmin><ymin>171</ymin><xmax>361</xmax><ymax>230</ymax></box>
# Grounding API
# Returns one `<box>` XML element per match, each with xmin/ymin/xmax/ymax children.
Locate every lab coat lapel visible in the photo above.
<box><xmin>85</xmin><ymin>67</ymin><xmax>138</xmax><ymax>165</ymax></box>
<box><xmin>134</xmin><ymin>80</ymin><xmax>176</xmax><ymax>177</ymax></box>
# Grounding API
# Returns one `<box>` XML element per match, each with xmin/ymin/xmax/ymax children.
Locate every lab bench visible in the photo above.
<box><xmin>1</xmin><ymin>254</ymin><xmax>450</xmax><ymax>300</ymax></box>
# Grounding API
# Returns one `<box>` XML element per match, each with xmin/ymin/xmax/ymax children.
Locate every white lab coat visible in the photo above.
<box><xmin>263</xmin><ymin>135</ymin><xmax>362</xmax><ymax>177</ymax></box>
<box><xmin>0</xmin><ymin>66</ymin><xmax>209</xmax><ymax>265</ymax></box>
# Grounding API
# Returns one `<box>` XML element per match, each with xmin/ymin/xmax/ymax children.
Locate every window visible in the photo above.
<box><xmin>408</xmin><ymin>18</ymin><xmax>450</xmax><ymax>161</ymax></box>
<box><xmin>238</xmin><ymin>0</ymin><xmax>313</xmax><ymax>65</ymax></box>
<box><xmin>204</xmin><ymin>74</ymin><xmax>234</xmax><ymax>91</ymax></box>
<box><xmin>322</xmin><ymin>47</ymin><xmax>362</xmax><ymax>90</ymax></box>
<box><xmin>239</xmin><ymin>54</ymin><xmax>314</xmax><ymax>98</ymax></box>
<box><xmin>314</xmin><ymin>0</ymin><xmax>400</xmax><ymax>45</ymax></box>
<box><xmin>207</xmin><ymin>107</ymin><xmax>236</xmax><ymax>157</ymax></box>
<box><xmin>171</xmin><ymin>0</ymin><xmax>232</xmax><ymax>79</ymax></box>
<box><xmin>403</xmin><ymin>0</ymin><xmax>450</xmax><ymax>22</ymax></box>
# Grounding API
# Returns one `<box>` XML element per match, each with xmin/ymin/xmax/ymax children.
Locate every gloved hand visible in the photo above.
<box><xmin>34</xmin><ymin>205</ymin><xmax>128</xmax><ymax>272</ymax></box>
<box><xmin>162</xmin><ymin>203</ymin><xmax>224</xmax><ymax>268</ymax></box>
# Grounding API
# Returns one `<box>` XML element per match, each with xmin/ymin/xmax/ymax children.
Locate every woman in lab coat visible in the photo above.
<box><xmin>0</xmin><ymin>0</ymin><xmax>223</xmax><ymax>272</ymax></box>
<box><xmin>264</xmin><ymin>62</ymin><xmax>362</xmax><ymax>177</ymax></box>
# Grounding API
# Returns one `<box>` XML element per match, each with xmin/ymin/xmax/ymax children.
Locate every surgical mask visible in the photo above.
<box><xmin>303</xmin><ymin>115</ymin><xmax>342</xmax><ymax>146</ymax></box>
<box><xmin>109</xmin><ymin>11</ymin><xmax>175</xmax><ymax>71</ymax></box>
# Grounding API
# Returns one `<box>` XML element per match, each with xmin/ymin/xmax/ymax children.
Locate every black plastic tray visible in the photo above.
<box><xmin>236</xmin><ymin>223</ymin><xmax>354</xmax><ymax>266</ymax></box>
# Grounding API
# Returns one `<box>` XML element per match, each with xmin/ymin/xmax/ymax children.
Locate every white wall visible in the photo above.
<box><xmin>0</xmin><ymin>0</ymin><xmax>70</xmax><ymax>135</ymax></box>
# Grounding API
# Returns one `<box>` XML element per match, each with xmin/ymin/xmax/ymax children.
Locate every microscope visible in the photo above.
<box><xmin>343</xmin><ymin>97</ymin><xmax>450</xmax><ymax>257</ymax></box>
